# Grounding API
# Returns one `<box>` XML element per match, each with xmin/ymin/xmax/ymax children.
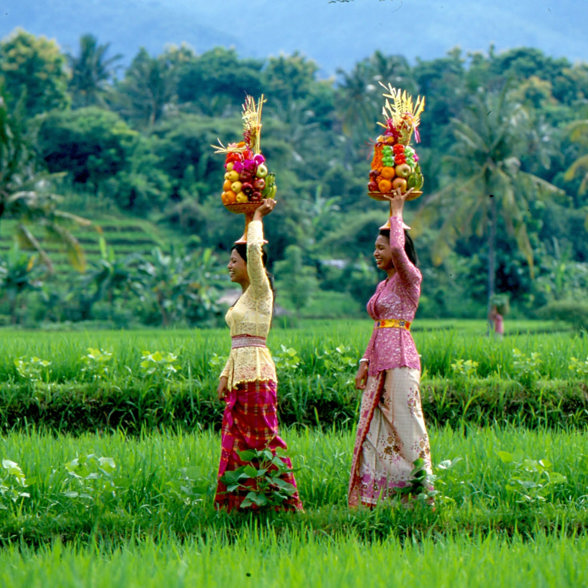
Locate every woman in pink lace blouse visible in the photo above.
<box><xmin>348</xmin><ymin>190</ymin><xmax>433</xmax><ymax>507</ymax></box>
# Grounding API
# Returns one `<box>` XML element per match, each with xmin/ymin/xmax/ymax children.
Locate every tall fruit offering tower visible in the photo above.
<box><xmin>368</xmin><ymin>83</ymin><xmax>425</xmax><ymax>201</ymax></box>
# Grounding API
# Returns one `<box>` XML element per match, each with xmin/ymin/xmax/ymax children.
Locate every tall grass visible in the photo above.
<box><xmin>0</xmin><ymin>530</ymin><xmax>585</xmax><ymax>588</ymax></box>
<box><xmin>1</xmin><ymin>426</ymin><xmax>586</xmax><ymax>540</ymax></box>
<box><xmin>0</xmin><ymin>322</ymin><xmax>585</xmax><ymax>433</ymax></box>
<box><xmin>1</xmin><ymin>425</ymin><xmax>586</xmax><ymax>586</ymax></box>
<box><xmin>0</xmin><ymin>320</ymin><xmax>584</xmax><ymax>381</ymax></box>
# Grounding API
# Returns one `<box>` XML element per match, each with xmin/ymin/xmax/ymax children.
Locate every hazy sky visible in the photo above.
<box><xmin>2</xmin><ymin>0</ymin><xmax>586</xmax><ymax>75</ymax></box>
<box><xmin>197</xmin><ymin>0</ymin><xmax>587</xmax><ymax>72</ymax></box>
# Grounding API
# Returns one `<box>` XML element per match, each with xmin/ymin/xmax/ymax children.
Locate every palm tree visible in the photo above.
<box><xmin>67</xmin><ymin>34</ymin><xmax>121</xmax><ymax>108</ymax></box>
<box><xmin>415</xmin><ymin>87</ymin><xmax>563</xmax><ymax>316</ymax></box>
<box><xmin>115</xmin><ymin>49</ymin><xmax>175</xmax><ymax>128</ymax></box>
<box><xmin>564</xmin><ymin>119</ymin><xmax>588</xmax><ymax>211</ymax></box>
<box><xmin>368</xmin><ymin>51</ymin><xmax>415</xmax><ymax>95</ymax></box>
<box><xmin>0</xmin><ymin>93</ymin><xmax>94</xmax><ymax>273</ymax></box>
<box><xmin>336</xmin><ymin>60</ymin><xmax>380</xmax><ymax>148</ymax></box>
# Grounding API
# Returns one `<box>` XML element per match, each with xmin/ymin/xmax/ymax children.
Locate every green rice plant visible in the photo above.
<box><xmin>2</xmin><ymin>425</ymin><xmax>585</xmax><ymax>534</ymax></box>
<box><xmin>0</xmin><ymin>322</ymin><xmax>586</xmax><ymax>434</ymax></box>
<box><xmin>0</xmin><ymin>529</ymin><xmax>585</xmax><ymax>588</ymax></box>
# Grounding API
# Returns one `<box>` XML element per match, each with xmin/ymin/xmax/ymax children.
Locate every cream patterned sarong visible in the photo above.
<box><xmin>348</xmin><ymin>367</ymin><xmax>432</xmax><ymax>507</ymax></box>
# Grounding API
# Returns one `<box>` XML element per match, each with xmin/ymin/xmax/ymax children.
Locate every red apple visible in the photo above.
<box><xmin>253</xmin><ymin>177</ymin><xmax>266</xmax><ymax>190</ymax></box>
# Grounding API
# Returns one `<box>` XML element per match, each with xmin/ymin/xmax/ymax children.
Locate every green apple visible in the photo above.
<box><xmin>395</xmin><ymin>163</ymin><xmax>411</xmax><ymax>179</ymax></box>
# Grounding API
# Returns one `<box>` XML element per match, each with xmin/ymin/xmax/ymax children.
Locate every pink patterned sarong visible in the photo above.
<box><xmin>214</xmin><ymin>379</ymin><xmax>303</xmax><ymax>511</ymax></box>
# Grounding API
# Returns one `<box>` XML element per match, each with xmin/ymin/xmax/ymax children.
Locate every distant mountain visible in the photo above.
<box><xmin>1</xmin><ymin>0</ymin><xmax>586</xmax><ymax>77</ymax></box>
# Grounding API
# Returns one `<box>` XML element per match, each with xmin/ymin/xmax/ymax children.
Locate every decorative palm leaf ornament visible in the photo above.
<box><xmin>368</xmin><ymin>83</ymin><xmax>426</xmax><ymax>201</ymax></box>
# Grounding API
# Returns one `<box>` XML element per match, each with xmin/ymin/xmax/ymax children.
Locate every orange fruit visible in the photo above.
<box><xmin>223</xmin><ymin>180</ymin><xmax>232</xmax><ymax>191</ymax></box>
<box><xmin>380</xmin><ymin>166</ymin><xmax>396</xmax><ymax>180</ymax></box>
<box><xmin>378</xmin><ymin>179</ymin><xmax>392</xmax><ymax>193</ymax></box>
<box><xmin>222</xmin><ymin>190</ymin><xmax>237</xmax><ymax>204</ymax></box>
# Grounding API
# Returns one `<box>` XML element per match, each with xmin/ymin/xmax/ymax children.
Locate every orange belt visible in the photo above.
<box><xmin>375</xmin><ymin>319</ymin><xmax>411</xmax><ymax>330</ymax></box>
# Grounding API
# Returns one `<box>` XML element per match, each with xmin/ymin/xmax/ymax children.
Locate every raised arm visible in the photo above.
<box><xmin>385</xmin><ymin>190</ymin><xmax>420</xmax><ymax>288</ymax></box>
<box><xmin>388</xmin><ymin>216</ymin><xmax>420</xmax><ymax>287</ymax></box>
<box><xmin>247</xmin><ymin>199</ymin><xmax>276</xmax><ymax>298</ymax></box>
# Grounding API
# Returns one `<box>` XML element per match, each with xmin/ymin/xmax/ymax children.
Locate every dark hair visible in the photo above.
<box><xmin>378</xmin><ymin>229</ymin><xmax>419</xmax><ymax>267</ymax></box>
<box><xmin>231</xmin><ymin>242</ymin><xmax>276</xmax><ymax>299</ymax></box>
<box><xmin>231</xmin><ymin>242</ymin><xmax>267</xmax><ymax>266</ymax></box>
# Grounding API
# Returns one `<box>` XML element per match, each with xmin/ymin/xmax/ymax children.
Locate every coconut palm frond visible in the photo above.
<box><xmin>15</xmin><ymin>224</ymin><xmax>54</xmax><ymax>273</ymax></box>
<box><xmin>564</xmin><ymin>155</ymin><xmax>588</xmax><ymax>182</ymax></box>
<box><xmin>42</xmin><ymin>223</ymin><xmax>87</xmax><ymax>273</ymax></box>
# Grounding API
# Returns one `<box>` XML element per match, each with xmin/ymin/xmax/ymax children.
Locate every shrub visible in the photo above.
<box><xmin>536</xmin><ymin>300</ymin><xmax>588</xmax><ymax>331</ymax></box>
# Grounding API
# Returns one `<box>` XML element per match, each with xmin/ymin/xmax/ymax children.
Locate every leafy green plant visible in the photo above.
<box><xmin>568</xmin><ymin>356</ymin><xmax>588</xmax><ymax>377</ymax></box>
<box><xmin>208</xmin><ymin>352</ymin><xmax>227</xmax><ymax>371</ymax></box>
<box><xmin>220</xmin><ymin>448</ymin><xmax>297</xmax><ymax>510</ymax></box>
<box><xmin>0</xmin><ymin>459</ymin><xmax>30</xmax><ymax>507</ymax></box>
<box><xmin>450</xmin><ymin>358</ymin><xmax>479</xmax><ymax>378</ymax></box>
<box><xmin>393</xmin><ymin>458</ymin><xmax>438</xmax><ymax>505</ymax></box>
<box><xmin>80</xmin><ymin>347</ymin><xmax>113</xmax><ymax>381</ymax></box>
<box><xmin>139</xmin><ymin>350</ymin><xmax>180</xmax><ymax>383</ymax></box>
<box><xmin>14</xmin><ymin>356</ymin><xmax>52</xmax><ymax>383</ymax></box>
<box><xmin>512</xmin><ymin>348</ymin><xmax>542</xmax><ymax>387</ymax></box>
<box><xmin>273</xmin><ymin>345</ymin><xmax>301</xmax><ymax>373</ymax></box>
<box><xmin>316</xmin><ymin>344</ymin><xmax>356</xmax><ymax>375</ymax></box>
<box><xmin>497</xmin><ymin>451</ymin><xmax>567</xmax><ymax>505</ymax></box>
<box><xmin>62</xmin><ymin>454</ymin><xmax>117</xmax><ymax>502</ymax></box>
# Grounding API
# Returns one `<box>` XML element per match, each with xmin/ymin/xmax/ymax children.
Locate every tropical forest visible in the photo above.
<box><xmin>0</xmin><ymin>27</ymin><xmax>587</xmax><ymax>588</ymax></box>
<box><xmin>0</xmin><ymin>30</ymin><xmax>586</xmax><ymax>328</ymax></box>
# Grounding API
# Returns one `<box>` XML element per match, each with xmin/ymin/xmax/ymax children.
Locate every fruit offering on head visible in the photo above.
<box><xmin>367</xmin><ymin>84</ymin><xmax>426</xmax><ymax>199</ymax></box>
<box><xmin>214</xmin><ymin>94</ymin><xmax>277</xmax><ymax>210</ymax></box>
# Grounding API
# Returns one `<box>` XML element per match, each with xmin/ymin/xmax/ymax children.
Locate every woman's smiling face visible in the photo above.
<box><xmin>373</xmin><ymin>234</ymin><xmax>394</xmax><ymax>273</ymax></box>
<box><xmin>228</xmin><ymin>248</ymin><xmax>248</xmax><ymax>286</ymax></box>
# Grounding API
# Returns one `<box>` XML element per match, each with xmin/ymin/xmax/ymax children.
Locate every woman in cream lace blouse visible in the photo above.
<box><xmin>214</xmin><ymin>199</ymin><xmax>302</xmax><ymax>511</ymax></box>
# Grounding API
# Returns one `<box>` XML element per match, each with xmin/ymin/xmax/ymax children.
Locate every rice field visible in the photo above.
<box><xmin>0</xmin><ymin>321</ymin><xmax>586</xmax><ymax>586</ymax></box>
